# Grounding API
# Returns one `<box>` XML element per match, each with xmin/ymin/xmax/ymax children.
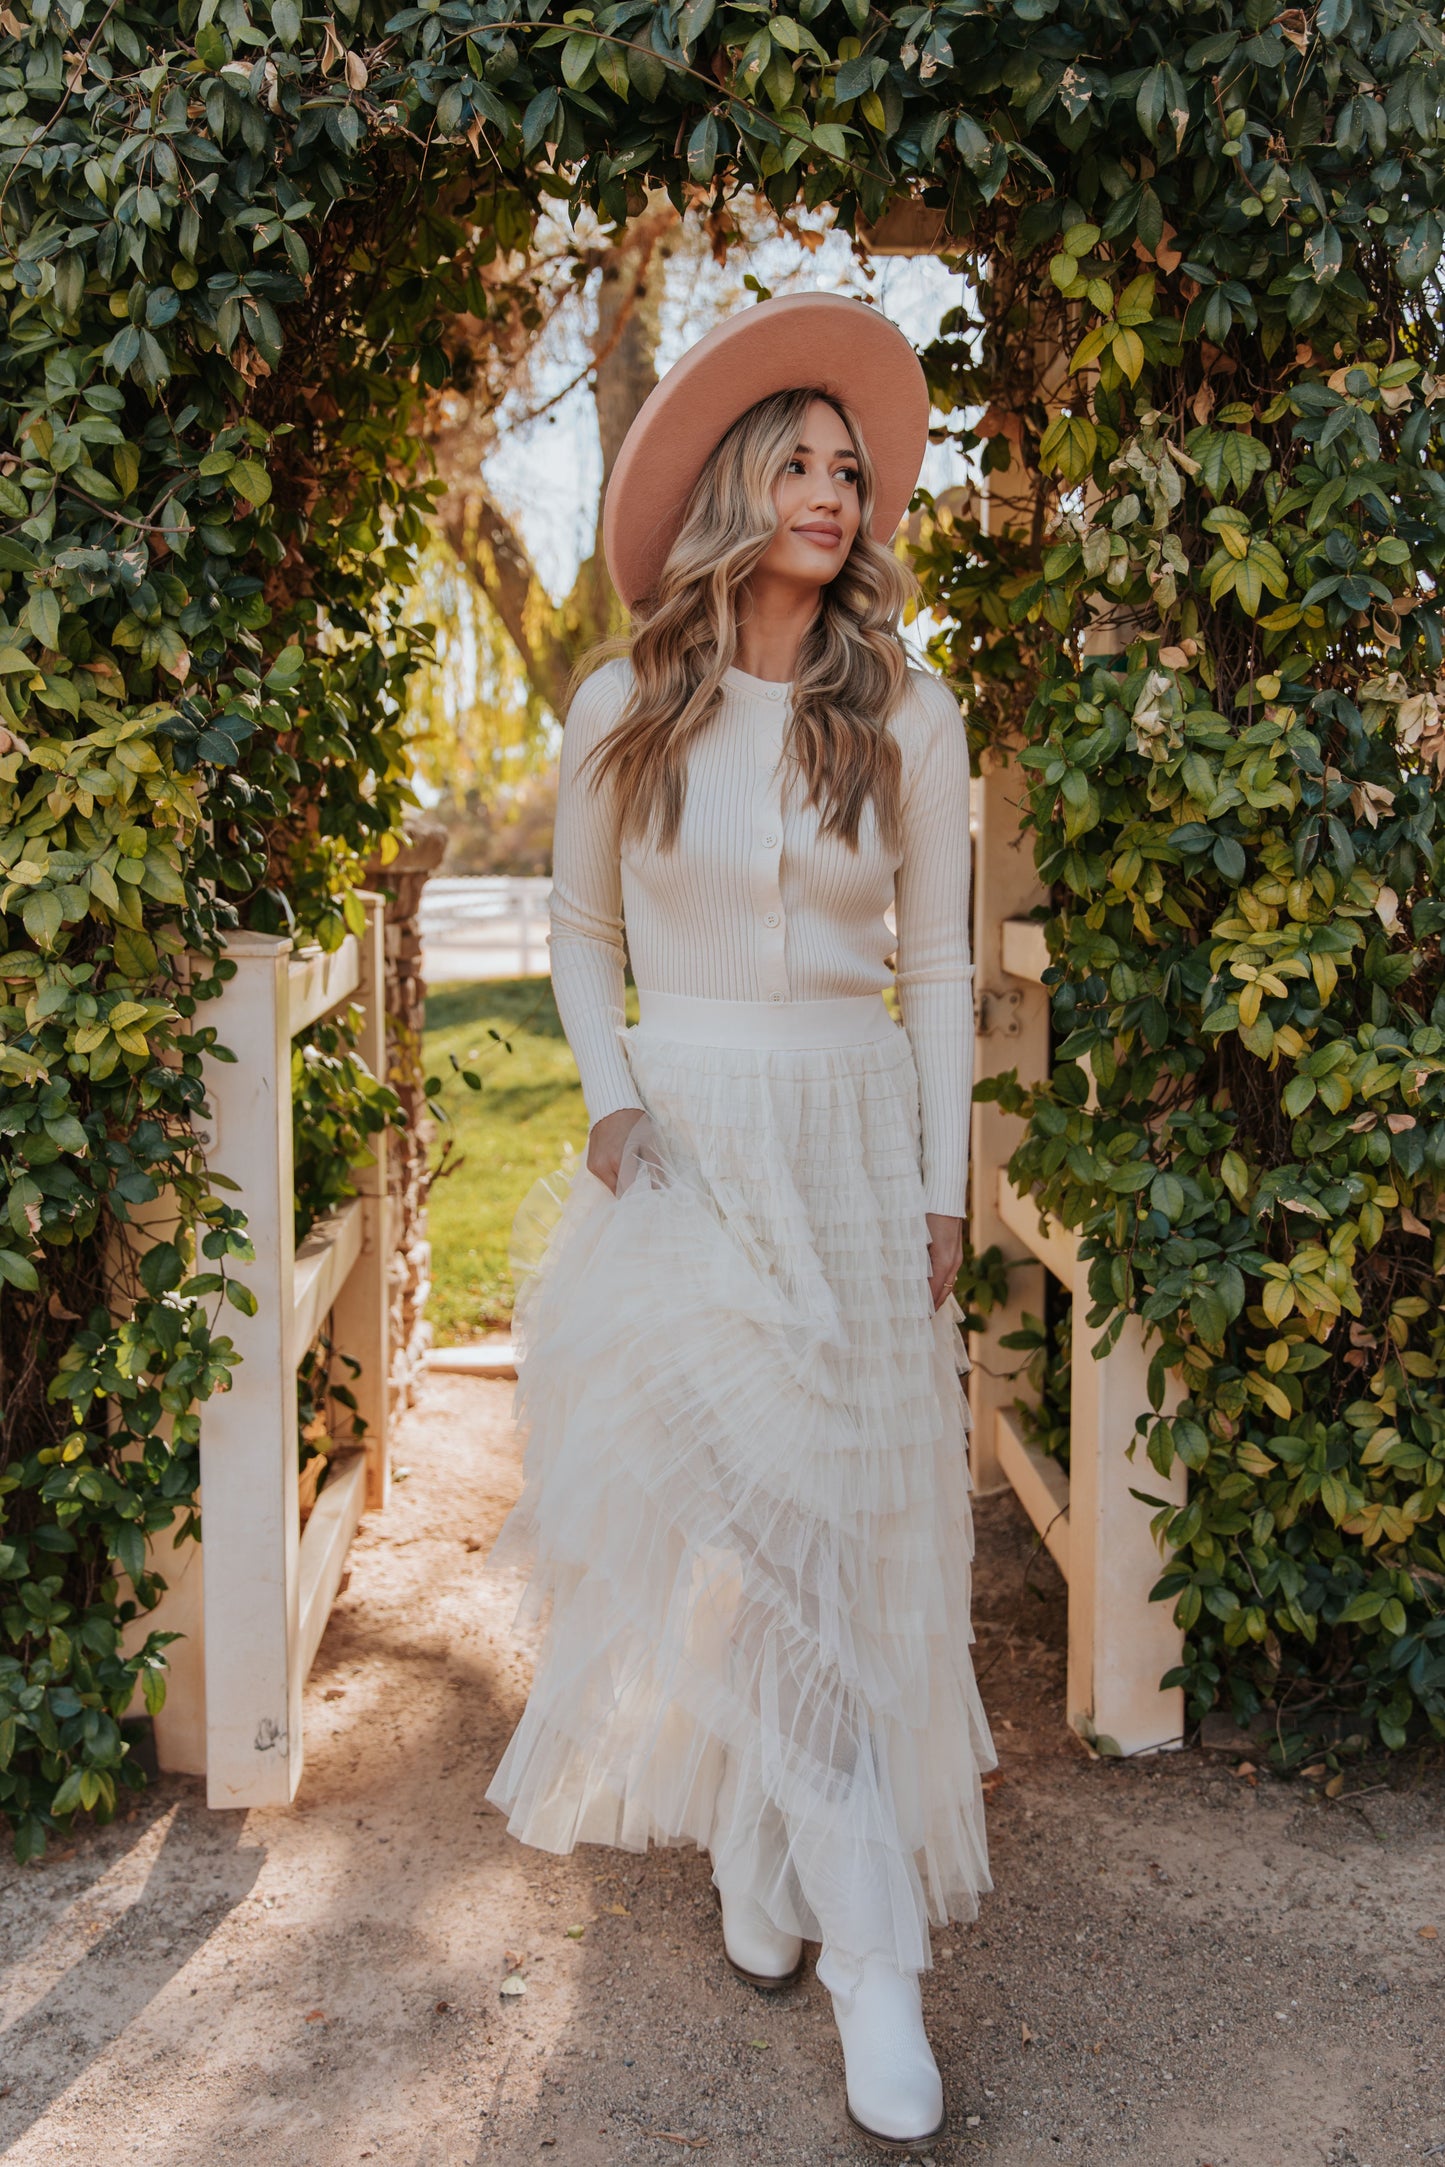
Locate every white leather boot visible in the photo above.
<box><xmin>714</xmin><ymin>1882</ymin><xmax>805</xmax><ymax>1989</ymax></box>
<box><xmin>819</xmin><ymin>1948</ymin><xmax>945</xmax><ymax>2148</ymax></box>
<box><xmin>790</xmin><ymin>1798</ymin><xmax>946</xmax><ymax>2149</ymax></box>
<box><xmin>709</xmin><ymin>1749</ymin><xmax>803</xmax><ymax>1989</ymax></box>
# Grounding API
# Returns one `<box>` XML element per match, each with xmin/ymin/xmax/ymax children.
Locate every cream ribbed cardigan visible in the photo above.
<box><xmin>549</xmin><ymin>657</ymin><xmax>975</xmax><ymax>1216</ymax></box>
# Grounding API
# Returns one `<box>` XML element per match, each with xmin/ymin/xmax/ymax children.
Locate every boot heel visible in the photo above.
<box><xmin>845</xmin><ymin>2101</ymin><xmax>948</xmax><ymax>2151</ymax></box>
<box><xmin>712</xmin><ymin>1884</ymin><xmax>805</xmax><ymax>1990</ymax></box>
<box><xmin>727</xmin><ymin>1949</ymin><xmax>806</xmax><ymax>1991</ymax></box>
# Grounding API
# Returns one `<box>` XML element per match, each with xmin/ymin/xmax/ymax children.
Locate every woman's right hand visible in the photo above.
<box><xmin>587</xmin><ymin>1107</ymin><xmax>649</xmax><ymax>1194</ymax></box>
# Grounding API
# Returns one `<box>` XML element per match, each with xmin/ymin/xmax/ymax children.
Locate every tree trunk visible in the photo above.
<box><xmin>433</xmin><ymin>200</ymin><xmax>678</xmax><ymax>715</ymax></box>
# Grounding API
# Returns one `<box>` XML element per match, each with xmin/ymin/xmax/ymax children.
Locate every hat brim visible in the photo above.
<box><xmin>601</xmin><ymin>293</ymin><xmax>929</xmax><ymax>611</ymax></box>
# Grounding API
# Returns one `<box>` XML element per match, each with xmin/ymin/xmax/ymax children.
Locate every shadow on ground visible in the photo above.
<box><xmin>1</xmin><ymin>1373</ymin><xmax>1442</xmax><ymax>2166</ymax></box>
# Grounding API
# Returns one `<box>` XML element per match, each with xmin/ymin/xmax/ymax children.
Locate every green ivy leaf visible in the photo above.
<box><xmin>230</xmin><ymin>460</ymin><xmax>272</xmax><ymax>506</ymax></box>
<box><xmin>140</xmin><ymin>1241</ymin><xmax>184</xmax><ymax>1296</ymax></box>
<box><xmin>687</xmin><ymin>113</ymin><xmax>719</xmax><ymax>182</ymax></box>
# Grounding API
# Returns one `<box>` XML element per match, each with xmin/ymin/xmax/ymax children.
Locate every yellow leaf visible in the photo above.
<box><xmin>1116</xmin><ymin>271</ymin><xmax>1157</xmax><ymax>322</ymax></box>
<box><xmin>1249</xmin><ymin>1372</ymin><xmax>1292</xmax><ymax>1419</ymax></box>
<box><xmin>1310</xmin><ymin>952</ymin><xmax>1339</xmax><ymax>1001</ymax></box>
<box><xmin>1070</xmin><ymin>322</ymin><xmax>1113</xmax><ymax>374</ymax></box>
<box><xmin>1112</xmin><ymin>326</ymin><xmax>1146</xmax><ymax>383</ymax></box>
<box><xmin>1319</xmin><ymin>1472</ymin><xmax>1350</xmax><ymax>1524</ymax></box>
<box><xmin>1262</xmin><ymin>1277</ymin><xmax>1295</xmax><ymax>1325</ymax></box>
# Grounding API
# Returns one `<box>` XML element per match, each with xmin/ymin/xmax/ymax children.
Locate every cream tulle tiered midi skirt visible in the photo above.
<box><xmin>484</xmin><ymin>991</ymin><xmax>994</xmax><ymax>1980</ymax></box>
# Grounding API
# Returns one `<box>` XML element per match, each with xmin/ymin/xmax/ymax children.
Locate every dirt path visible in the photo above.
<box><xmin>1</xmin><ymin>1373</ymin><xmax>1443</xmax><ymax>2166</ymax></box>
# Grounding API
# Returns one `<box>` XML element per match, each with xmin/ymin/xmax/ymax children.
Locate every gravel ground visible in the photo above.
<box><xmin>1</xmin><ymin>1371</ymin><xmax>1443</xmax><ymax>2166</ymax></box>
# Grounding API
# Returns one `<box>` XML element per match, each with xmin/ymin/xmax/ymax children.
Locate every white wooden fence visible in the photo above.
<box><xmin>421</xmin><ymin>873</ymin><xmax>551</xmax><ymax>982</ymax></box>
<box><xmin>137</xmin><ymin>894</ymin><xmax>391</xmax><ymax>1807</ymax></box>
<box><xmin>970</xmin><ymin>768</ymin><xmax>1188</xmax><ymax>1758</ymax></box>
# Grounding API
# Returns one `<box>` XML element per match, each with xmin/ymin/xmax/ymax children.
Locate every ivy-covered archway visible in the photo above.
<box><xmin>2</xmin><ymin>0</ymin><xmax>1443</xmax><ymax>1853</ymax></box>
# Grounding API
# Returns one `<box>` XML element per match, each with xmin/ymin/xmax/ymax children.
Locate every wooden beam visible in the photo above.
<box><xmin>329</xmin><ymin>893</ymin><xmax>392</xmax><ymax>1510</ymax></box>
<box><xmin>1001</xmin><ymin>916</ymin><xmax>1049</xmax><ymax>984</ymax></box>
<box><xmin>287</xmin><ymin>935</ymin><xmax>360</xmax><ymax>1039</ymax></box>
<box><xmin>297</xmin><ymin>1451</ymin><xmax>367</xmax><ymax>1684</ymax></box>
<box><xmin>970</xmin><ymin>770</ymin><xmax>1050</xmax><ymax>1492</ymax></box>
<box><xmin>199</xmin><ymin>931</ymin><xmax>304</xmax><ymax>1809</ymax></box>
<box><xmin>996</xmin><ymin>1171</ymin><xmax>1078</xmax><ymax>1291</ymax></box>
<box><xmin>293</xmin><ymin>1197</ymin><xmax>364</xmax><ymax>1361</ymax></box>
<box><xmin>1066</xmin><ymin>1313</ymin><xmax>1187</xmax><ymax>1757</ymax></box>
<box><xmin>996</xmin><ymin>1408</ymin><xmax>1071</xmax><ymax>1579</ymax></box>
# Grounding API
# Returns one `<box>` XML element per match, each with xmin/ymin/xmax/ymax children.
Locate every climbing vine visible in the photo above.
<box><xmin>913</xmin><ymin>0</ymin><xmax>1445</xmax><ymax>1745</ymax></box>
<box><xmin>2</xmin><ymin>0</ymin><xmax>1444</xmax><ymax>1854</ymax></box>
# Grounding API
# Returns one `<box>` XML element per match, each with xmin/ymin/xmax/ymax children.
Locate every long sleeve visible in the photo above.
<box><xmin>893</xmin><ymin>677</ymin><xmax>975</xmax><ymax>1217</ymax></box>
<box><xmin>548</xmin><ymin>662</ymin><xmax>644</xmax><ymax>1125</ymax></box>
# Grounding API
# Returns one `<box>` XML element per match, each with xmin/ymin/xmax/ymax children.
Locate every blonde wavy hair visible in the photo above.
<box><xmin>578</xmin><ymin>386</ymin><xmax>919</xmax><ymax>854</ymax></box>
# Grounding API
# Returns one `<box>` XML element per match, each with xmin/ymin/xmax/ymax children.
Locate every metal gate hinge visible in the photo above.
<box><xmin>977</xmin><ymin>986</ymin><xmax>1023</xmax><ymax>1038</ymax></box>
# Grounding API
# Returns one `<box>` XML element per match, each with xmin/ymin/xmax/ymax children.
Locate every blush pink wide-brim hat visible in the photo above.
<box><xmin>601</xmin><ymin>291</ymin><xmax>929</xmax><ymax>611</ymax></box>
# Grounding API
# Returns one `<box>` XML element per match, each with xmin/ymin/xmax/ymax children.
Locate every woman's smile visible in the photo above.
<box><xmin>749</xmin><ymin>396</ymin><xmax>863</xmax><ymax>596</ymax></box>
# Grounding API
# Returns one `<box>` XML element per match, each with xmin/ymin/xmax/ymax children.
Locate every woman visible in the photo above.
<box><xmin>485</xmin><ymin>292</ymin><xmax>994</xmax><ymax>2149</ymax></box>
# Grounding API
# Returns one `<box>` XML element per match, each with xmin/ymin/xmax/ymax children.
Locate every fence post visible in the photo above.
<box><xmin>199</xmin><ymin>930</ymin><xmax>304</xmax><ymax>1808</ymax></box>
<box><xmin>968</xmin><ymin>394</ymin><xmax>1056</xmax><ymax>1493</ymax></box>
<box><xmin>517</xmin><ymin>877</ymin><xmax>532</xmax><ymax>977</ymax></box>
<box><xmin>969</xmin><ymin>762</ymin><xmax>1051</xmax><ymax>1495</ymax></box>
<box><xmin>1067</xmin><ymin>1314</ymin><xmax>1187</xmax><ymax>1755</ymax></box>
<box><xmin>330</xmin><ymin>892</ymin><xmax>391</xmax><ymax>1510</ymax></box>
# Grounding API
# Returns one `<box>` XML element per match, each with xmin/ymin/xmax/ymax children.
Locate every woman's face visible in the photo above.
<box><xmin>753</xmin><ymin>398</ymin><xmax>862</xmax><ymax>592</ymax></box>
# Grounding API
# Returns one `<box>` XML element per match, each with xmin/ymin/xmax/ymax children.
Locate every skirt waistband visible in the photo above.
<box><xmin>634</xmin><ymin>990</ymin><xmax>897</xmax><ymax>1051</ymax></box>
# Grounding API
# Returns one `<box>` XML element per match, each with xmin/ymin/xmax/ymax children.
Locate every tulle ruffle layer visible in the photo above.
<box><xmin>483</xmin><ymin>1020</ymin><xmax>994</xmax><ymax>1977</ymax></box>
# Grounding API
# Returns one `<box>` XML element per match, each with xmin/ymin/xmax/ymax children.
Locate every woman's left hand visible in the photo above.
<box><xmin>925</xmin><ymin>1212</ymin><xmax>964</xmax><ymax>1313</ymax></box>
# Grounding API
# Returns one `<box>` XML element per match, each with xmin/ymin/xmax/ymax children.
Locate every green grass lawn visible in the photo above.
<box><xmin>422</xmin><ymin>976</ymin><xmax>637</xmax><ymax>1343</ymax></box>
